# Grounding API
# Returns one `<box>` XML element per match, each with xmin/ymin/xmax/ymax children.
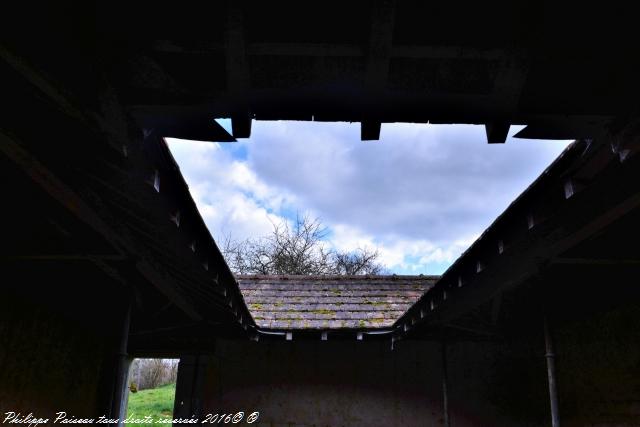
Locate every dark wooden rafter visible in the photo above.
<box><xmin>396</xmin><ymin>131</ymin><xmax>640</xmax><ymax>339</ymax></box>
<box><xmin>0</xmin><ymin>130</ymin><xmax>203</xmax><ymax>321</ymax></box>
<box><xmin>0</xmin><ymin>47</ymin><xmax>254</xmax><ymax>330</ymax></box>
<box><xmin>550</xmin><ymin>257</ymin><xmax>640</xmax><ymax>266</ymax></box>
<box><xmin>361</xmin><ymin>0</ymin><xmax>396</xmax><ymax>141</ymax></box>
<box><xmin>97</xmin><ymin>62</ymin><xmax>250</xmax><ymax>328</ymax></box>
<box><xmin>0</xmin><ymin>43</ymin><xmax>137</xmax><ymax>156</ymax></box>
<box><xmin>490</xmin><ymin>292</ymin><xmax>503</xmax><ymax>325</ymax></box>
<box><xmin>0</xmin><ymin>43</ymin><xmax>87</xmax><ymax>125</ymax></box>
<box><xmin>361</xmin><ymin>120</ymin><xmax>382</xmax><ymax>141</ymax></box>
<box><xmin>225</xmin><ymin>0</ymin><xmax>252</xmax><ymax>139</ymax></box>
<box><xmin>444</xmin><ymin>322</ymin><xmax>502</xmax><ymax>339</ymax></box>
<box><xmin>135</xmin><ymin>115</ymin><xmax>236</xmax><ymax>143</ymax></box>
<box><xmin>485</xmin><ymin>122</ymin><xmax>510</xmax><ymax>144</ymax></box>
<box><xmin>483</xmin><ymin>52</ymin><xmax>529</xmax><ymax>143</ymax></box>
<box><xmin>153</xmin><ymin>40</ymin><xmax>511</xmax><ymax>60</ymax></box>
<box><xmin>513</xmin><ymin>115</ymin><xmax>612</xmax><ymax>141</ymax></box>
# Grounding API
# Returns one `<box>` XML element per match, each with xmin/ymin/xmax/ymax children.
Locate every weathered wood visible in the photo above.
<box><xmin>544</xmin><ymin>314</ymin><xmax>560</xmax><ymax>427</ymax></box>
<box><xmin>361</xmin><ymin>120</ymin><xmax>381</xmax><ymax>141</ymax></box>
<box><xmin>0</xmin><ymin>130</ymin><xmax>203</xmax><ymax>321</ymax></box>
<box><xmin>224</xmin><ymin>1</ymin><xmax>250</xmax><ymax>95</ymax></box>
<box><xmin>485</xmin><ymin>122</ymin><xmax>510</xmax><ymax>144</ymax></box>
<box><xmin>398</xmin><ymin>136</ymin><xmax>640</xmax><ymax>338</ymax></box>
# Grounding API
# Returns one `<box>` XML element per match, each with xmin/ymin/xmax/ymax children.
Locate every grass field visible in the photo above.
<box><xmin>125</xmin><ymin>383</ymin><xmax>176</xmax><ymax>426</ymax></box>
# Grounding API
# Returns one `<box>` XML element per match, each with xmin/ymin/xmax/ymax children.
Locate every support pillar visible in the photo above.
<box><xmin>441</xmin><ymin>339</ymin><xmax>450</xmax><ymax>427</ymax></box>
<box><xmin>173</xmin><ymin>355</ymin><xmax>209</xmax><ymax>424</ymax></box>
<box><xmin>111</xmin><ymin>300</ymin><xmax>132</xmax><ymax>426</ymax></box>
<box><xmin>544</xmin><ymin>314</ymin><xmax>560</xmax><ymax>427</ymax></box>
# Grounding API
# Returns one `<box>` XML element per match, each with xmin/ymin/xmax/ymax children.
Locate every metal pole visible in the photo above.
<box><xmin>544</xmin><ymin>314</ymin><xmax>560</xmax><ymax>427</ymax></box>
<box><xmin>442</xmin><ymin>339</ymin><xmax>450</xmax><ymax>427</ymax></box>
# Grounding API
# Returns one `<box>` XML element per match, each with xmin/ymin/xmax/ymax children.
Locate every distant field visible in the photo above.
<box><xmin>126</xmin><ymin>383</ymin><xmax>176</xmax><ymax>426</ymax></box>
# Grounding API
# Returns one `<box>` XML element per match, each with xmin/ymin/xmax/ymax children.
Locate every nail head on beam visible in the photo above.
<box><xmin>361</xmin><ymin>120</ymin><xmax>381</xmax><ymax>141</ymax></box>
<box><xmin>485</xmin><ymin>122</ymin><xmax>510</xmax><ymax>144</ymax></box>
<box><xmin>527</xmin><ymin>213</ymin><xmax>535</xmax><ymax>230</ymax></box>
<box><xmin>564</xmin><ymin>179</ymin><xmax>575</xmax><ymax>199</ymax></box>
<box><xmin>231</xmin><ymin>114</ymin><xmax>252</xmax><ymax>139</ymax></box>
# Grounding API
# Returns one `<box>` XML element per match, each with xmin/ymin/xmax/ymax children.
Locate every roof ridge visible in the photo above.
<box><xmin>235</xmin><ymin>274</ymin><xmax>441</xmax><ymax>280</ymax></box>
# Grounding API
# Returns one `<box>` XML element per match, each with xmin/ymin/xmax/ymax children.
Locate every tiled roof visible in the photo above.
<box><xmin>238</xmin><ymin>275</ymin><xmax>437</xmax><ymax>330</ymax></box>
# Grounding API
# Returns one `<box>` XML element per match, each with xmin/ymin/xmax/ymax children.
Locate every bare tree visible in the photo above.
<box><xmin>129</xmin><ymin>358</ymin><xmax>180</xmax><ymax>391</ymax></box>
<box><xmin>222</xmin><ymin>215</ymin><xmax>385</xmax><ymax>275</ymax></box>
<box><xmin>331</xmin><ymin>247</ymin><xmax>383</xmax><ymax>275</ymax></box>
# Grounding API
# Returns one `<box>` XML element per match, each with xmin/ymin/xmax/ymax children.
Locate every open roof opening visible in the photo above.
<box><xmin>166</xmin><ymin>121</ymin><xmax>571</xmax><ymax>276</ymax></box>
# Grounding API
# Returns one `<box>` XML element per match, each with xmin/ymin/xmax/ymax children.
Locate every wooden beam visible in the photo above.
<box><xmin>0</xmin><ymin>43</ymin><xmax>131</xmax><ymax>150</ymax></box>
<box><xmin>134</xmin><ymin>111</ymin><xmax>236</xmax><ymax>143</ymax></box>
<box><xmin>551</xmin><ymin>257</ymin><xmax>640</xmax><ymax>266</ymax></box>
<box><xmin>365</xmin><ymin>0</ymin><xmax>396</xmax><ymax>89</ymax></box>
<box><xmin>153</xmin><ymin>39</ymin><xmax>511</xmax><ymax>61</ymax></box>
<box><xmin>444</xmin><ymin>322</ymin><xmax>502</xmax><ymax>339</ymax></box>
<box><xmin>224</xmin><ymin>1</ymin><xmax>252</xmax><ymax>141</ymax></box>
<box><xmin>514</xmin><ymin>116</ymin><xmax>611</xmax><ymax>141</ymax></box>
<box><xmin>490</xmin><ymin>293</ymin><xmax>503</xmax><ymax>325</ymax></box>
<box><xmin>361</xmin><ymin>120</ymin><xmax>381</xmax><ymax>141</ymax></box>
<box><xmin>231</xmin><ymin>113</ymin><xmax>252</xmax><ymax>139</ymax></box>
<box><xmin>173</xmin><ymin>355</ymin><xmax>209</xmax><ymax>421</ymax></box>
<box><xmin>0</xmin><ymin>131</ymin><xmax>203</xmax><ymax>321</ymax></box>
<box><xmin>396</xmin><ymin>138</ymin><xmax>640</xmax><ymax>337</ymax></box>
<box><xmin>485</xmin><ymin>122</ymin><xmax>510</xmax><ymax>144</ymax></box>
<box><xmin>544</xmin><ymin>314</ymin><xmax>561</xmax><ymax>427</ymax></box>
<box><xmin>0</xmin><ymin>43</ymin><xmax>86</xmax><ymax>124</ymax></box>
<box><xmin>361</xmin><ymin>0</ymin><xmax>396</xmax><ymax>141</ymax></box>
<box><xmin>491</xmin><ymin>53</ymin><xmax>529</xmax><ymax>118</ymax></box>
<box><xmin>224</xmin><ymin>1</ymin><xmax>250</xmax><ymax>95</ymax></box>
<box><xmin>5</xmin><ymin>254</ymin><xmax>125</xmax><ymax>261</ymax></box>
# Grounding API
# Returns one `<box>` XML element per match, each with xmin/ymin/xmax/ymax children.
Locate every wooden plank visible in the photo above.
<box><xmin>0</xmin><ymin>130</ymin><xmax>203</xmax><ymax>321</ymax></box>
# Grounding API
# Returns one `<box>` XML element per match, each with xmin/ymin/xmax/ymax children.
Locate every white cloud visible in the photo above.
<box><xmin>167</xmin><ymin>122</ymin><xmax>571</xmax><ymax>274</ymax></box>
<box><xmin>166</xmin><ymin>138</ymin><xmax>292</xmax><ymax>242</ymax></box>
<box><xmin>329</xmin><ymin>223</ymin><xmax>478</xmax><ymax>274</ymax></box>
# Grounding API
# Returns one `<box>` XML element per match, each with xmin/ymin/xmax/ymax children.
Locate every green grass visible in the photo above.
<box><xmin>126</xmin><ymin>383</ymin><xmax>176</xmax><ymax>426</ymax></box>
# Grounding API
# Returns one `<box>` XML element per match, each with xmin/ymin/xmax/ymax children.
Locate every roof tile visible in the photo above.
<box><xmin>238</xmin><ymin>275</ymin><xmax>436</xmax><ymax>331</ymax></box>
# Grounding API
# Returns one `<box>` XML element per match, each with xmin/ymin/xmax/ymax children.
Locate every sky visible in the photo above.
<box><xmin>166</xmin><ymin>121</ymin><xmax>571</xmax><ymax>275</ymax></box>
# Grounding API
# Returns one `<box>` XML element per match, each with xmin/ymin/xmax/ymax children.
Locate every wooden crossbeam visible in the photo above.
<box><xmin>154</xmin><ymin>40</ymin><xmax>509</xmax><ymax>60</ymax></box>
<box><xmin>224</xmin><ymin>1</ymin><xmax>250</xmax><ymax>94</ymax></box>
<box><xmin>361</xmin><ymin>0</ymin><xmax>396</xmax><ymax>141</ymax></box>
<box><xmin>224</xmin><ymin>1</ymin><xmax>253</xmax><ymax>139</ymax></box>
<box><xmin>0</xmin><ymin>130</ymin><xmax>203</xmax><ymax>321</ymax></box>
<box><xmin>485</xmin><ymin>122</ymin><xmax>510</xmax><ymax>144</ymax></box>
<box><xmin>361</xmin><ymin>120</ymin><xmax>381</xmax><ymax>141</ymax></box>
<box><xmin>231</xmin><ymin>113</ymin><xmax>252</xmax><ymax>139</ymax></box>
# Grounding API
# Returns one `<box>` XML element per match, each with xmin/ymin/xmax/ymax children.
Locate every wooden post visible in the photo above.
<box><xmin>111</xmin><ymin>299</ymin><xmax>132</xmax><ymax>426</ymax></box>
<box><xmin>544</xmin><ymin>314</ymin><xmax>560</xmax><ymax>427</ymax></box>
<box><xmin>173</xmin><ymin>355</ymin><xmax>209</xmax><ymax>424</ymax></box>
<box><xmin>442</xmin><ymin>339</ymin><xmax>450</xmax><ymax>427</ymax></box>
